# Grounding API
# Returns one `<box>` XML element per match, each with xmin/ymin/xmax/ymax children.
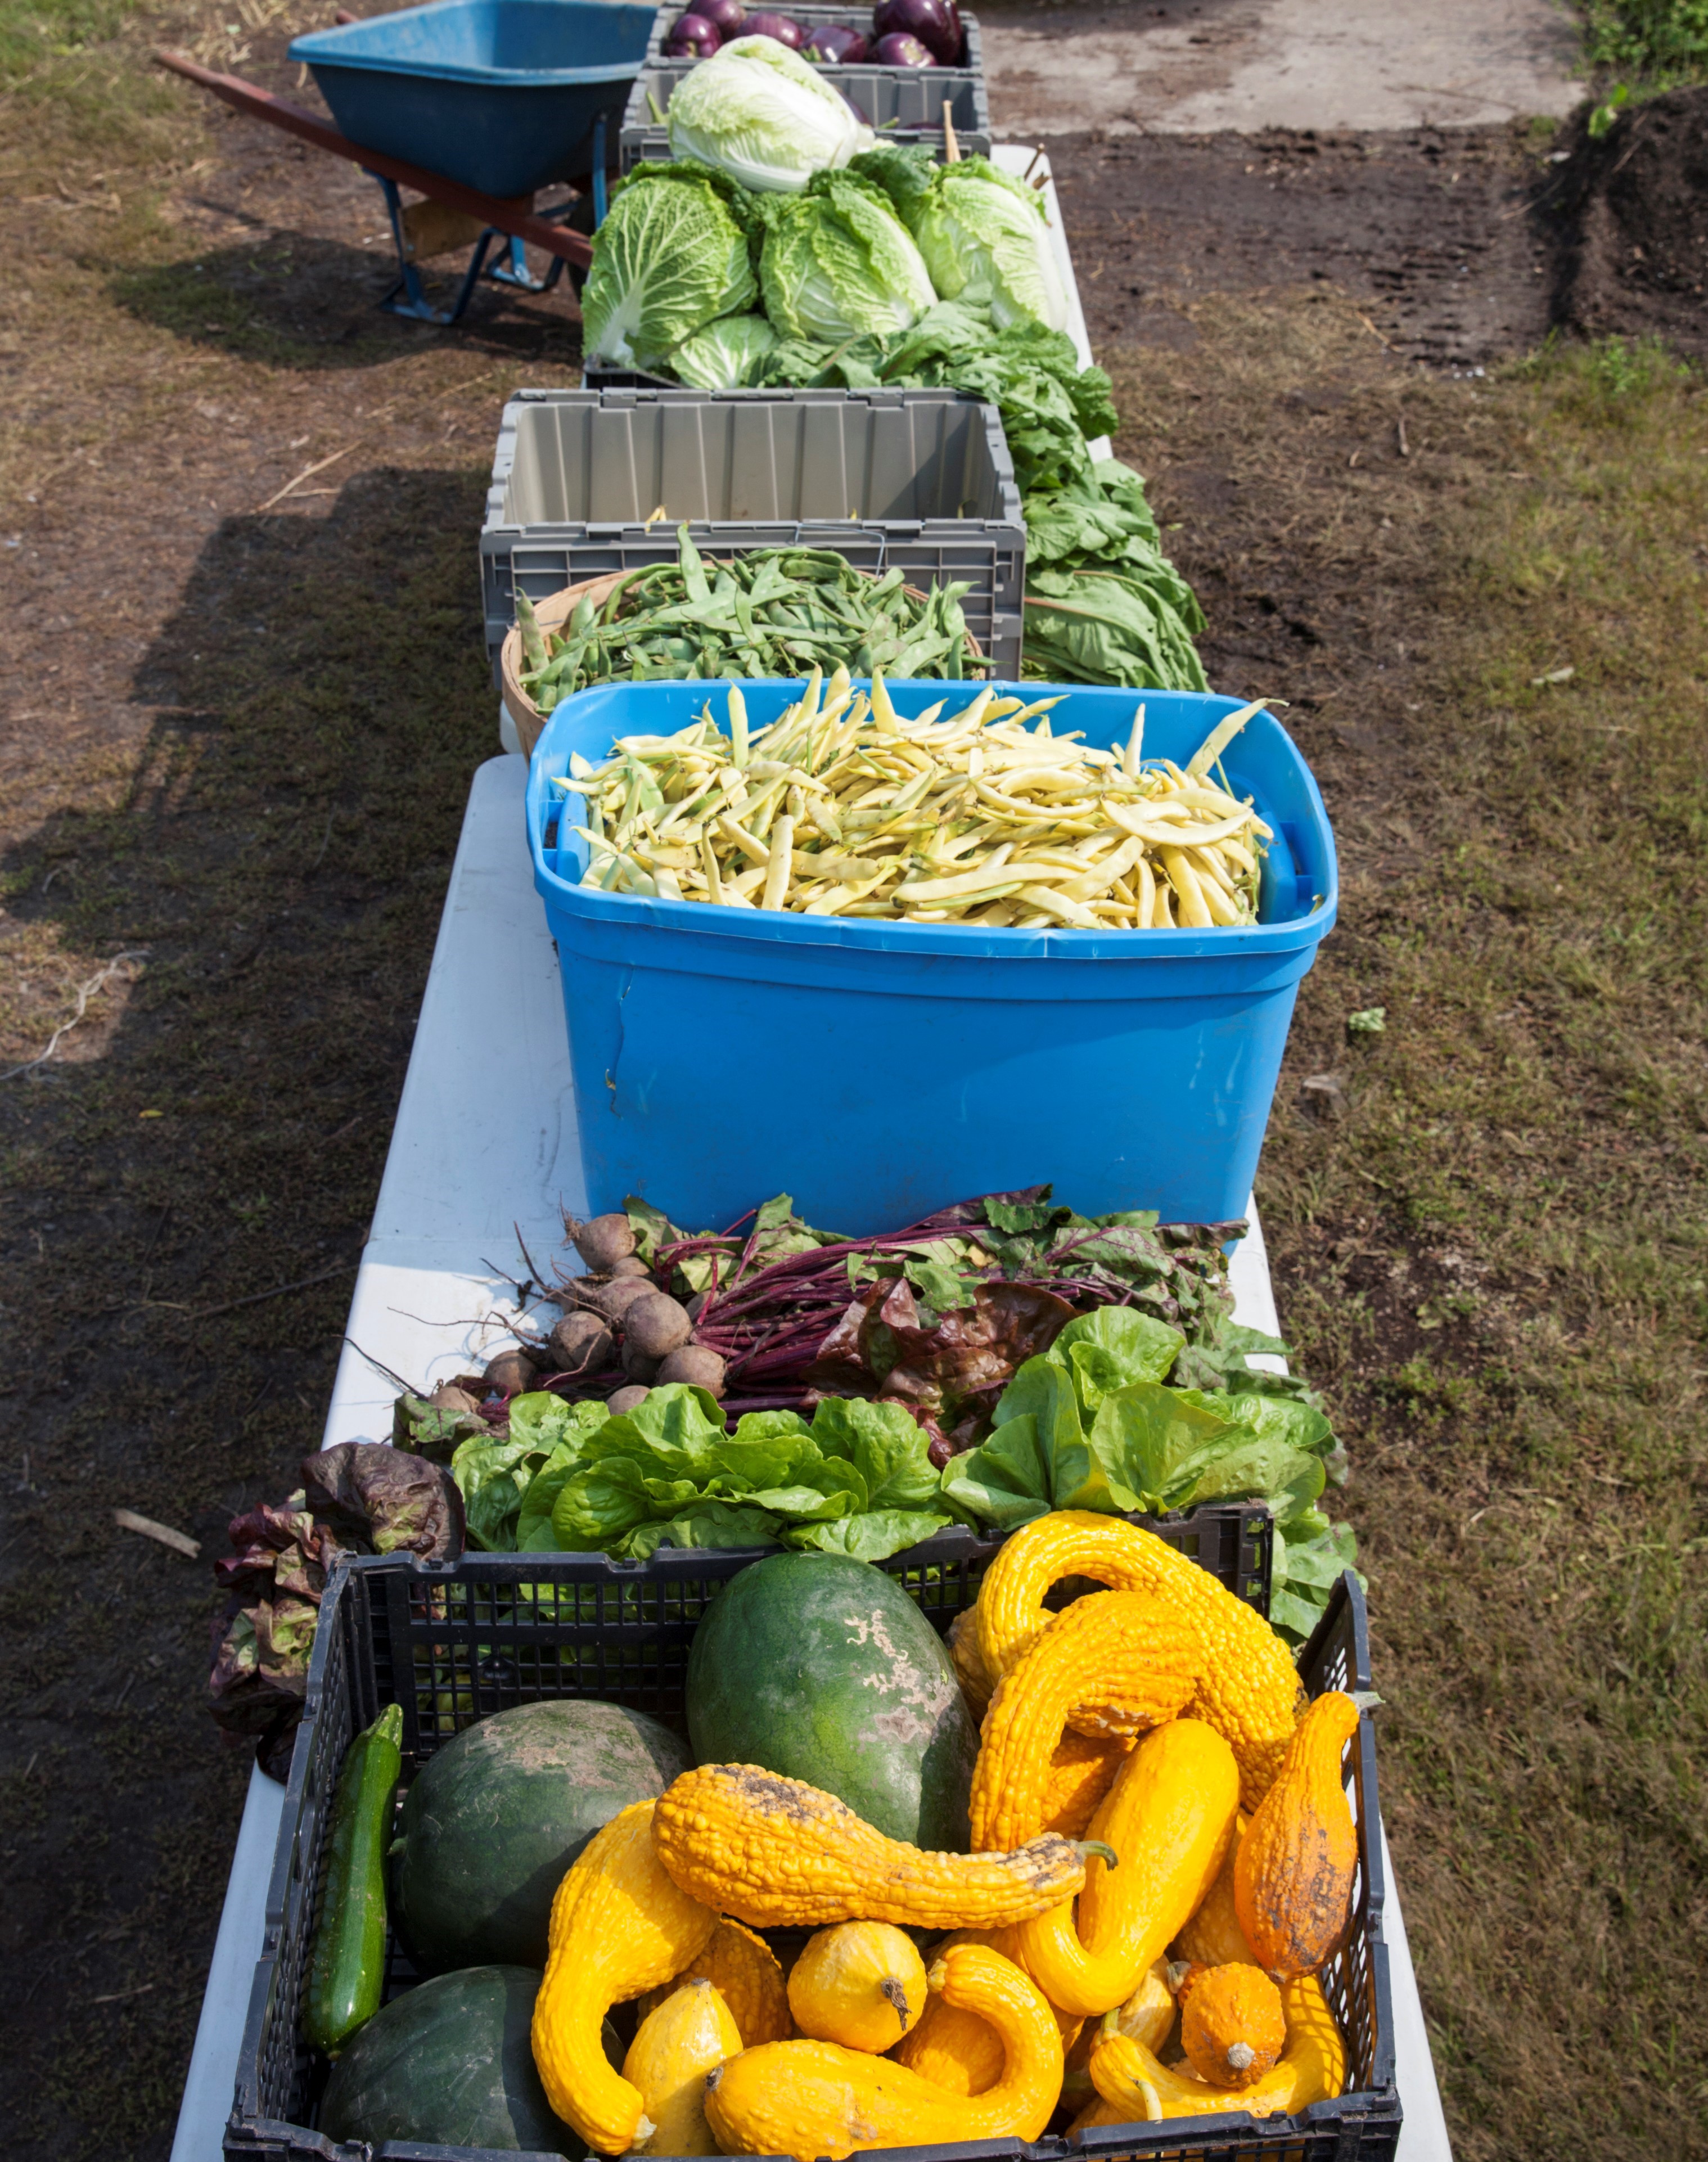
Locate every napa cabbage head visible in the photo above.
<box><xmin>666</xmin><ymin>35</ymin><xmax>872</xmax><ymax>193</ymax></box>
<box><xmin>904</xmin><ymin>156</ymin><xmax>1070</xmax><ymax>333</ymax></box>
<box><xmin>580</xmin><ymin>163</ymin><xmax>759</xmax><ymax>370</ymax></box>
<box><xmin>668</xmin><ymin>313</ymin><xmax>781</xmax><ymax>389</ymax></box>
<box><xmin>759</xmin><ymin>170</ymin><xmax>937</xmax><ymax>344</ymax></box>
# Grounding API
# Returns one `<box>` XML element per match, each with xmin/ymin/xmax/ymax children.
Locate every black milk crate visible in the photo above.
<box><xmin>224</xmin><ymin>1510</ymin><xmax>1398</xmax><ymax>2162</ymax></box>
<box><xmin>482</xmin><ymin>385</ymin><xmax>1027</xmax><ymax>677</ymax></box>
<box><xmin>619</xmin><ymin>4</ymin><xmax>992</xmax><ymax>170</ymax></box>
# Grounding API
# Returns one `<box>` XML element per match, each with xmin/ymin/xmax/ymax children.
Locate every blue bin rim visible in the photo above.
<box><xmin>528</xmin><ymin>678</ymin><xmax>1339</xmax><ymax>963</ymax></box>
<box><xmin>290</xmin><ymin>0</ymin><xmax>657</xmax><ymax>87</ymax></box>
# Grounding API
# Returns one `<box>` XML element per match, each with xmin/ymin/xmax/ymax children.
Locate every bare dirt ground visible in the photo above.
<box><xmin>980</xmin><ymin>0</ymin><xmax>1582</xmax><ymax>137</ymax></box>
<box><xmin>2</xmin><ymin>11</ymin><xmax>1706</xmax><ymax>2161</ymax></box>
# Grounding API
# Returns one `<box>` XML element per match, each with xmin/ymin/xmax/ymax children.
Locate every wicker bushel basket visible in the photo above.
<box><xmin>501</xmin><ymin>570</ymin><xmax>988</xmax><ymax>760</ymax></box>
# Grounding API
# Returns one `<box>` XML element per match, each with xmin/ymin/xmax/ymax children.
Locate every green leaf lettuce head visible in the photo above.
<box><xmin>666</xmin><ymin>36</ymin><xmax>872</xmax><ymax>193</ymax></box>
<box><xmin>939</xmin><ymin>1307</ymin><xmax>1360</xmax><ymax>1644</ymax></box>
<box><xmin>669</xmin><ymin>312</ymin><xmax>781</xmax><ymax>390</ymax></box>
<box><xmin>900</xmin><ymin>155</ymin><xmax>1070</xmax><ymax>334</ymax></box>
<box><xmin>457</xmin><ymin>1383</ymin><xmax>949</xmax><ymax>1564</ymax></box>
<box><xmin>758</xmin><ymin>171</ymin><xmax>938</xmax><ymax>344</ymax></box>
<box><xmin>581</xmin><ymin>163</ymin><xmax>759</xmax><ymax>370</ymax></box>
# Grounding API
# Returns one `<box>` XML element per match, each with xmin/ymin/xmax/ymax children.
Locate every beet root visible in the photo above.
<box><xmin>656</xmin><ymin>1345</ymin><xmax>727</xmax><ymax>1397</ymax></box>
<box><xmin>624</xmin><ymin>1291</ymin><xmax>693</xmax><ymax>1360</ymax></box>
<box><xmin>570</xmin><ymin>1211</ymin><xmax>637</xmax><ymax>1272</ymax></box>
<box><xmin>608</xmin><ymin>1255</ymin><xmax>652</xmax><ymax>1280</ymax></box>
<box><xmin>622</xmin><ymin>1340</ymin><xmax>662</xmax><ymax>1384</ymax></box>
<box><xmin>547</xmin><ymin>1309</ymin><xmax>615</xmax><ymax>1377</ymax></box>
<box><xmin>427</xmin><ymin>1382</ymin><xmax>482</xmax><ymax>1416</ymax></box>
<box><xmin>580</xmin><ymin>1275</ymin><xmax>655</xmax><ymax>1325</ymax></box>
<box><xmin>483</xmin><ymin>1348</ymin><xmax>542</xmax><ymax>1396</ymax></box>
<box><xmin>607</xmin><ymin>1384</ymin><xmax>651</xmax><ymax>1416</ymax></box>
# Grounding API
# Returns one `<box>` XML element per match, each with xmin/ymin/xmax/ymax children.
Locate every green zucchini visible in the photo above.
<box><xmin>303</xmin><ymin>1702</ymin><xmax>404</xmax><ymax>2056</ymax></box>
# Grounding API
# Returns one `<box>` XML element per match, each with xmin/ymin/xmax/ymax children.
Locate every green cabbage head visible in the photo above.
<box><xmin>906</xmin><ymin>156</ymin><xmax>1070</xmax><ymax>333</ymax></box>
<box><xmin>581</xmin><ymin>165</ymin><xmax>757</xmax><ymax>370</ymax></box>
<box><xmin>667</xmin><ymin>35</ymin><xmax>871</xmax><ymax>193</ymax></box>
<box><xmin>668</xmin><ymin>313</ymin><xmax>781</xmax><ymax>389</ymax></box>
<box><xmin>759</xmin><ymin>171</ymin><xmax>937</xmax><ymax>344</ymax></box>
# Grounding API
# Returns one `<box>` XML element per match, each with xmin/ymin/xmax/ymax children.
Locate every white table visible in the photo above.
<box><xmin>172</xmin><ymin>756</ymin><xmax>1451</xmax><ymax>2162</ymax></box>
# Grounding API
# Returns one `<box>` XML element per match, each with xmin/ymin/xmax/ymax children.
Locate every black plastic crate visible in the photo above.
<box><xmin>620</xmin><ymin>4</ymin><xmax>992</xmax><ymax>169</ymax></box>
<box><xmin>226</xmin><ymin>1510</ymin><xmax>1401</xmax><ymax>2162</ymax></box>
<box><xmin>482</xmin><ymin>385</ymin><xmax>1027</xmax><ymax>677</ymax></box>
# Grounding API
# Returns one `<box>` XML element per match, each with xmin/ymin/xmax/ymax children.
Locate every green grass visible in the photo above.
<box><xmin>1583</xmin><ymin>0</ymin><xmax>1708</xmax><ymax>81</ymax></box>
<box><xmin>1110</xmin><ymin>304</ymin><xmax>1708</xmax><ymax>2158</ymax></box>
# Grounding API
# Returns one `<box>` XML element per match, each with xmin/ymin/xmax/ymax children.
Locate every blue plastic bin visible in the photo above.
<box><xmin>526</xmin><ymin>681</ymin><xmax>1337</xmax><ymax>1233</ymax></box>
<box><xmin>289</xmin><ymin>0</ymin><xmax>659</xmax><ymax>201</ymax></box>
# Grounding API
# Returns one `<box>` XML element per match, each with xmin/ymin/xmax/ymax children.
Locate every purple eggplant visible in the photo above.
<box><xmin>665</xmin><ymin>10</ymin><xmax>723</xmax><ymax>55</ymax></box>
<box><xmin>743</xmin><ymin>8</ymin><xmax>805</xmax><ymax>43</ymax></box>
<box><xmin>871</xmin><ymin>28</ymin><xmax>934</xmax><ymax>64</ymax></box>
<box><xmin>803</xmin><ymin>21</ymin><xmax>869</xmax><ymax>61</ymax></box>
<box><xmin>872</xmin><ymin>0</ymin><xmax>961</xmax><ymax>65</ymax></box>
<box><xmin>683</xmin><ymin>0</ymin><xmax>746</xmax><ymax>31</ymax></box>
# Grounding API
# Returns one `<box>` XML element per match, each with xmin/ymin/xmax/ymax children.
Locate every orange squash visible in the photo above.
<box><xmin>1234</xmin><ymin>1692</ymin><xmax>1369</xmax><ymax>1979</ymax></box>
<box><xmin>1177</xmin><ymin>1962</ymin><xmax>1285</xmax><ymax>2088</ymax></box>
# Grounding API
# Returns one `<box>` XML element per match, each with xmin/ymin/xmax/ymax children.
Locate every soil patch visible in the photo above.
<box><xmin>1542</xmin><ymin>83</ymin><xmax>1708</xmax><ymax>358</ymax></box>
<box><xmin>1045</xmin><ymin>125</ymin><xmax>1556</xmax><ymax>364</ymax></box>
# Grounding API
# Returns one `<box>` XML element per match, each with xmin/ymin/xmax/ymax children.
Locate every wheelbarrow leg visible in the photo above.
<box><xmin>485</xmin><ymin>233</ymin><xmax>552</xmax><ymax>294</ymax></box>
<box><xmin>367</xmin><ymin>140</ymin><xmax>598</xmax><ymax>323</ymax></box>
<box><xmin>372</xmin><ymin>173</ymin><xmax>473</xmax><ymax>323</ymax></box>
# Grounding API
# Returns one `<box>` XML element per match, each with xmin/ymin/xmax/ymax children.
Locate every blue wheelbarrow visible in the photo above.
<box><xmin>159</xmin><ymin>0</ymin><xmax>655</xmax><ymax>325</ymax></box>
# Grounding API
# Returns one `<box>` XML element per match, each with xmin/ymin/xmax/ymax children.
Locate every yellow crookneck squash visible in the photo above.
<box><xmin>704</xmin><ymin>1943</ymin><xmax>1063</xmax><ymax>2162</ymax></box>
<box><xmin>530</xmin><ymin>1799</ymin><xmax>717</xmax><ymax>2155</ymax></box>
<box><xmin>1076</xmin><ymin>1972</ymin><xmax>1346</xmax><ymax>2125</ymax></box>
<box><xmin>1011</xmin><ymin>1718</ymin><xmax>1240</xmax><ymax>2018</ymax></box>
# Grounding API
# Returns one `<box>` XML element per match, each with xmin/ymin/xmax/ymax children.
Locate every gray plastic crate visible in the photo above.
<box><xmin>481</xmin><ymin>384</ymin><xmax>1026</xmax><ymax>675</ymax></box>
<box><xmin>620</xmin><ymin>3</ymin><xmax>990</xmax><ymax>168</ymax></box>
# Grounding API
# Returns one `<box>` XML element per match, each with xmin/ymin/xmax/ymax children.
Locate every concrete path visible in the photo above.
<box><xmin>981</xmin><ymin>0</ymin><xmax>1584</xmax><ymax>137</ymax></box>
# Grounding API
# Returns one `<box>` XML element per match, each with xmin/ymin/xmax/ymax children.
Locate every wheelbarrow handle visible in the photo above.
<box><xmin>154</xmin><ymin>48</ymin><xmax>595</xmax><ymax>269</ymax></box>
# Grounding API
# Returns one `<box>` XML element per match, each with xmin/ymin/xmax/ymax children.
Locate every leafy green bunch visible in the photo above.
<box><xmin>448</xmin><ymin>1385</ymin><xmax>950</xmax><ymax>1563</ymax></box>
<box><xmin>943</xmin><ymin>1307</ymin><xmax>1359</xmax><ymax>1641</ymax></box>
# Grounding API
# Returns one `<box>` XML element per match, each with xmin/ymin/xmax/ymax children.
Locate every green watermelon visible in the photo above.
<box><xmin>686</xmin><ymin>1552</ymin><xmax>977</xmax><ymax>1850</ymax></box>
<box><xmin>392</xmin><ymin>1698</ymin><xmax>692</xmax><ymax>1972</ymax></box>
<box><xmin>319</xmin><ymin>1966</ymin><xmax>583</xmax><ymax>2154</ymax></box>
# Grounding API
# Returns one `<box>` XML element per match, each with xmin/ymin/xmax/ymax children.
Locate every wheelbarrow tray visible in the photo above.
<box><xmin>289</xmin><ymin>0</ymin><xmax>657</xmax><ymax>200</ymax></box>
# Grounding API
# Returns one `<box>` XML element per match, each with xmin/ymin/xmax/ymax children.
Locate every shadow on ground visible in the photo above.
<box><xmin>110</xmin><ymin>228</ymin><xmax>586</xmax><ymax>369</ymax></box>
<box><xmin>0</xmin><ymin>462</ymin><xmax>496</xmax><ymax>2160</ymax></box>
